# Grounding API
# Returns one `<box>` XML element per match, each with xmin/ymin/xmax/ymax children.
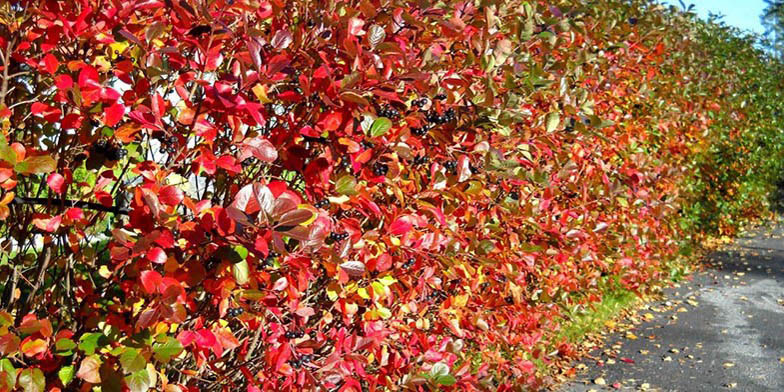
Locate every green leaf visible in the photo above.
<box><xmin>120</xmin><ymin>348</ymin><xmax>147</xmax><ymax>373</ymax></box>
<box><xmin>153</xmin><ymin>337</ymin><xmax>183</xmax><ymax>363</ymax></box>
<box><xmin>0</xmin><ymin>359</ymin><xmax>17</xmax><ymax>391</ymax></box>
<box><xmin>232</xmin><ymin>259</ymin><xmax>250</xmax><ymax>285</ymax></box>
<box><xmin>78</xmin><ymin>332</ymin><xmax>107</xmax><ymax>355</ymax></box>
<box><xmin>378</xmin><ymin>275</ymin><xmax>397</xmax><ymax>286</ymax></box>
<box><xmin>545</xmin><ymin>112</ymin><xmax>560</xmax><ymax>133</ymax></box>
<box><xmin>434</xmin><ymin>374</ymin><xmax>457</xmax><ymax>386</ymax></box>
<box><xmin>18</xmin><ymin>368</ymin><xmax>45</xmax><ymax>392</ymax></box>
<box><xmin>58</xmin><ymin>366</ymin><xmax>75</xmax><ymax>386</ymax></box>
<box><xmin>233</xmin><ymin>245</ymin><xmax>248</xmax><ymax>260</ymax></box>
<box><xmin>335</xmin><ymin>175</ymin><xmax>358</xmax><ymax>195</ymax></box>
<box><xmin>477</xmin><ymin>240</ymin><xmax>496</xmax><ymax>255</ymax></box>
<box><xmin>15</xmin><ymin>155</ymin><xmax>57</xmax><ymax>175</ymax></box>
<box><xmin>368</xmin><ymin>117</ymin><xmax>392</xmax><ymax>138</ymax></box>
<box><xmin>0</xmin><ymin>137</ymin><xmax>16</xmax><ymax>165</ymax></box>
<box><xmin>124</xmin><ymin>369</ymin><xmax>152</xmax><ymax>392</ymax></box>
<box><xmin>55</xmin><ymin>337</ymin><xmax>77</xmax><ymax>356</ymax></box>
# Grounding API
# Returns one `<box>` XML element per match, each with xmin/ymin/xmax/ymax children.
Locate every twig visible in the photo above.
<box><xmin>11</xmin><ymin>196</ymin><xmax>129</xmax><ymax>215</ymax></box>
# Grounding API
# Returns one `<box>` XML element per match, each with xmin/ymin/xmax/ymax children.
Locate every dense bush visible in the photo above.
<box><xmin>0</xmin><ymin>0</ymin><xmax>781</xmax><ymax>391</ymax></box>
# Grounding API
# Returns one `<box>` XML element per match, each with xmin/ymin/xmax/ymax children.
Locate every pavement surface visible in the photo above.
<box><xmin>559</xmin><ymin>223</ymin><xmax>784</xmax><ymax>392</ymax></box>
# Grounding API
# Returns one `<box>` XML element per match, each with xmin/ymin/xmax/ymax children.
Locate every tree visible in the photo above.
<box><xmin>762</xmin><ymin>0</ymin><xmax>784</xmax><ymax>56</ymax></box>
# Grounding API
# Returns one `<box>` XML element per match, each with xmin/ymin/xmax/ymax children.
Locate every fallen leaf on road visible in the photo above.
<box><xmin>594</xmin><ymin>377</ymin><xmax>607</xmax><ymax>385</ymax></box>
<box><xmin>723</xmin><ymin>362</ymin><xmax>735</xmax><ymax>368</ymax></box>
<box><xmin>663</xmin><ymin>356</ymin><xmax>672</xmax><ymax>362</ymax></box>
<box><xmin>626</xmin><ymin>332</ymin><xmax>638</xmax><ymax>340</ymax></box>
<box><xmin>620</xmin><ymin>357</ymin><xmax>635</xmax><ymax>364</ymax></box>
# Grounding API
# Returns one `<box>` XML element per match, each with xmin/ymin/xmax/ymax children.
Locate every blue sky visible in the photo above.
<box><xmin>660</xmin><ymin>0</ymin><xmax>767</xmax><ymax>34</ymax></box>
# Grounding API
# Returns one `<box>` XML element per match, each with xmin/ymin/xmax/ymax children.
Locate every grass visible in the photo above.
<box><xmin>557</xmin><ymin>288</ymin><xmax>640</xmax><ymax>344</ymax></box>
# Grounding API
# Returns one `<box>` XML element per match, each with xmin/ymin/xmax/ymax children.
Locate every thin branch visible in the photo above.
<box><xmin>11</xmin><ymin>196</ymin><xmax>129</xmax><ymax>215</ymax></box>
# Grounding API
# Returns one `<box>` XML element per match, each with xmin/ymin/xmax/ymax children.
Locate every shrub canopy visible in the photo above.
<box><xmin>0</xmin><ymin>0</ymin><xmax>782</xmax><ymax>391</ymax></box>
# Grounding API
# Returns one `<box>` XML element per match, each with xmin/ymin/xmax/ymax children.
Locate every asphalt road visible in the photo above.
<box><xmin>559</xmin><ymin>223</ymin><xmax>784</xmax><ymax>392</ymax></box>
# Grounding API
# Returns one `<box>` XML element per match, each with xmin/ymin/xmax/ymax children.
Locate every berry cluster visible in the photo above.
<box><xmin>314</xmin><ymin>199</ymin><xmax>330</xmax><ymax>209</ymax></box>
<box><xmin>402</xmin><ymin>258</ymin><xmax>415</xmax><ymax>269</ymax></box>
<box><xmin>412</xmin><ymin>98</ymin><xmax>428</xmax><ymax>108</ymax></box>
<box><xmin>427</xmin><ymin>289</ymin><xmax>448</xmax><ymax>303</ymax></box>
<box><xmin>412</xmin><ymin>155</ymin><xmax>429</xmax><ymax>166</ymax></box>
<box><xmin>372</xmin><ymin>162</ymin><xmax>388</xmax><ymax>177</ymax></box>
<box><xmin>226</xmin><ymin>308</ymin><xmax>244</xmax><ymax>317</ymax></box>
<box><xmin>411</xmin><ymin>126</ymin><xmax>429</xmax><ymax>136</ymax></box>
<box><xmin>91</xmin><ymin>139</ymin><xmax>127</xmax><ymax>161</ymax></box>
<box><xmin>329</xmin><ymin>232</ymin><xmax>349</xmax><ymax>242</ymax></box>
<box><xmin>159</xmin><ymin>135</ymin><xmax>178</xmax><ymax>154</ymax></box>
<box><xmin>284</xmin><ymin>330</ymin><xmax>305</xmax><ymax>339</ymax></box>
<box><xmin>377</xmin><ymin>105</ymin><xmax>400</xmax><ymax>119</ymax></box>
<box><xmin>565</xmin><ymin>118</ymin><xmax>576</xmax><ymax>133</ymax></box>
<box><xmin>425</xmin><ymin>108</ymin><xmax>456</xmax><ymax>125</ymax></box>
<box><xmin>241</xmin><ymin>157</ymin><xmax>257</xmax><ymax>168</ymax></box>
<box><xmin>263</xmin><ymin>251</ymin><xmax>280</xmax><ymax>266</ymax></box>
<box><xmin>339</xmin><ymin>156</ymin><xmax>351</xmax><ymax>170</ymax></box>
<box><xmin>289</xmin><ymin>354</ymin><xmax>315</xmax><ymax>369</ymax></box>
<box><xmin>509</xmin><ymin>191</ymin><xmax>519</xmax><ymax>200</ymax></box>
<box><xmin>443</xmin><ymin>160</ymin><xmax>457</xmax><ymax>174</ymax></box>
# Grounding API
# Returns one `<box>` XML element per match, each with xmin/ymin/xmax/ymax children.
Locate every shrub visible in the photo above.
<box><xmin>0</xmin><ymin>0</ymin><xmax>781</xmax><ymax>391</ymax></box>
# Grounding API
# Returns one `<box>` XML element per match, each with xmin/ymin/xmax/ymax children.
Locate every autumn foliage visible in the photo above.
<box><xmin>0</xmin><ymin>0</ymin><xmax>782</xmax><ymax>391</ymax></box>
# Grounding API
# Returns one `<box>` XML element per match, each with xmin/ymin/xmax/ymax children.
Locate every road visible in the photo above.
<box><xmin>559</xmin><ymin>223</ymin><xmax>784</xmax><ymax>392</ymax></box>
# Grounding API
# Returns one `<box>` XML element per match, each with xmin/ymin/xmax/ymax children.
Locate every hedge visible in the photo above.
<box><xmin>0</xmin><ymin>0</ymin><xmax>782</xmax><ymax>391</ymax></box>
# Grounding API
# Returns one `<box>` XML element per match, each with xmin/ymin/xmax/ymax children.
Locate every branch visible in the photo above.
<box><xmin>11</xmin><ymin>197</ymin><xmax>129</xmax><ymax>215</ymax></box>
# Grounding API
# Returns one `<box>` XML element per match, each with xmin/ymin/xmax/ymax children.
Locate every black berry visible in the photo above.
<box><xmin>444</xmin><ymin>160</ymin><xmax>457</xmax><ymax>173</ymax></box>
<box><xmin>372</xmin><ymin>162</ymin><xmax>388</xmax><ymax>177</ymax></box>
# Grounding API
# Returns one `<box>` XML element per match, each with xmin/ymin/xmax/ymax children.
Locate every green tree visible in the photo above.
<box><xmin>762</xmin><ymin>0</ymin><xmax>784</xmax><ymax>56</ymax></box>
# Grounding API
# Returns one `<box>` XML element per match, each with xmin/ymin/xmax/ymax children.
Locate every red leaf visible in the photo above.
<box><xmin>95</xmin><ymin>191</ymin><xmax>113</xmax><ymax>208</ymax></box>
<box><xmin>47</xmin><ymin>173</ymin><xmax>66</xmax><ymax>194</ymax></box>
<box><xmin>389</xmin><ymin>216</ymin><xmax>413</xmax><ymax>236</ymax></box>
<box><xmin>159</xmin><ymin>185</ymin><xmax>184</xmax><ymax>206</ymax></box>
<box><xmin>241</xmin><ymin>137</ymin><xmax>278</xmax><ymax>163</ymax></box>
<box><xmin>32</xmin><ymin>214</ymin><xmax>62</xmax><ymax>232</ymax></box>
<box><xmin>216</xmin><ymin>155</ymin><xmax>241</xmax><ymax>173</ymax></box>
<box><xmin>55</xmin><ymin>75</ymin><xmax>73</xmax><ymax>90</ymax></box>
<box><xmin>195</xmin><ymin>329</ymin><xmax>217</xmax><ymax>348</ymax></box>
<box><xmin>30</xmin><ymin>102</ymin><xmax>50</xmax><ymax>115</ymax></box>
<box><xmin>140</xmin><ymin>270</ymin><xmax>163</xmax><ymax>294</ymax></box>
<box><xmin>42</xmin><ymin>53</ymin><xmax>59</xmax><ymax>74</ymax></box>
<box><xmin>147</xmin><ymin>247</ymin><xmax>167</xmax><ymax>264</ymax></box>
<box><xmin>104</xmin><ymin>102</ymin><xmax>125</xmax><ymax>127</ymax></box>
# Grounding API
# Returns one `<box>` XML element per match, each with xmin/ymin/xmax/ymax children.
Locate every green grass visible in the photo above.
<box><xmin>558</xmin><ymin>288</ymin><xmax>640</xmax><ymax>344</ymax></box>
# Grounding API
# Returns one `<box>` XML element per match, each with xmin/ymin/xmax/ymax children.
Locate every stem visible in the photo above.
<box><xmin>11</xmin><ymin>197</ymin><xmax>130</xmax><ymax>215</ymax></box>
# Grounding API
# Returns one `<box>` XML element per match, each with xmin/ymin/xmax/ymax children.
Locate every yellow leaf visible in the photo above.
<box><xmin>109</xmin><ymin>41</ymin><xmax>130</xmax><ymax>59</ymax></box>
<box><xmin>252</xmin><ymin>84</ymin><xmax>271</xmax><ymax>103</ymax></box>
<box><xmin>357</xmin><ymin>287</ymin><xmax>370</xmax><ymax>300</ymax></box>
